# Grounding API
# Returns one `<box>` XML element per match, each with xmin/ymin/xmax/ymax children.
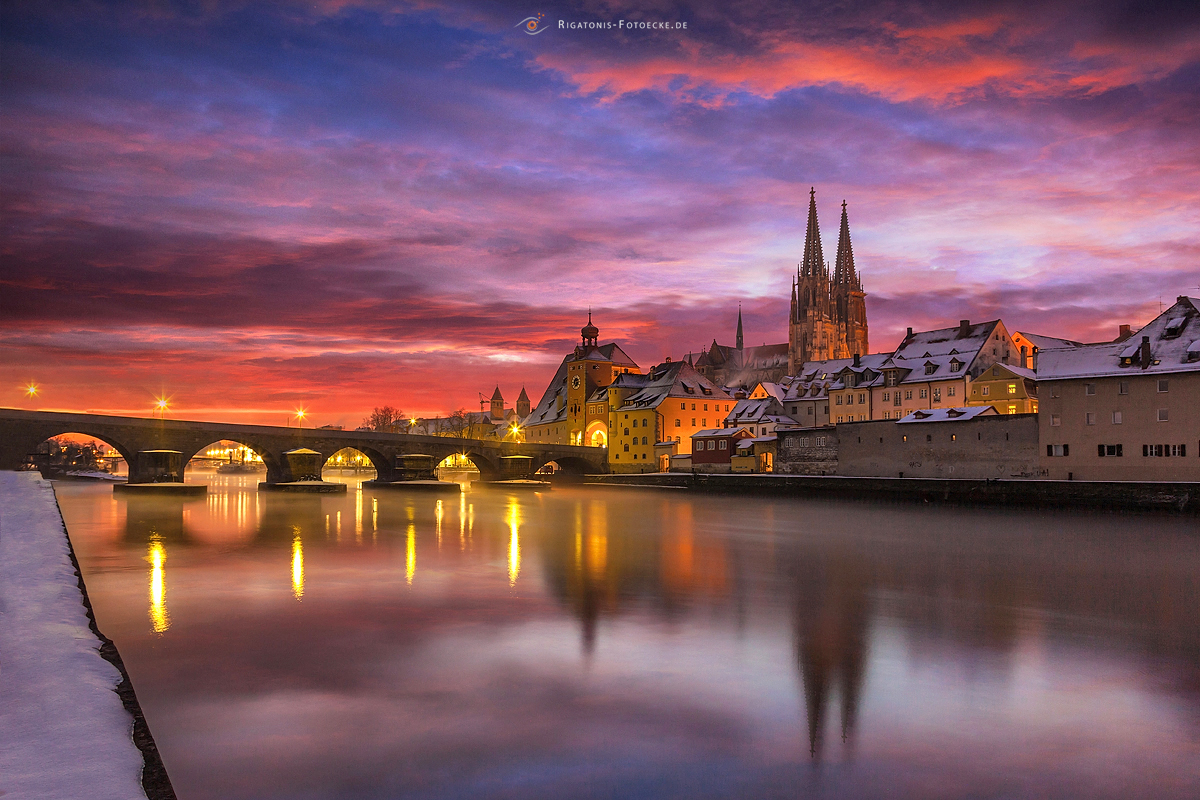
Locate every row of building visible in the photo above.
<box><xmin>517</xmin><ymin>297</ymin><xmax>1199</xmax><ymax>482</ymax></box>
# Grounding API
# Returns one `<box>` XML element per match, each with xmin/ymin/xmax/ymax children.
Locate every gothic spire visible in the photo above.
<box><xmin>801</xmin><ymin>187</ymin><xmax>826</xmax><ymax>278</ymax></box>
<box><xmin>834</xmin><ymin>199</ymin><xmax>858</xmax><ymax>288</ymax></box>
<box><xmin>736</xmin><ymin>305</ymin><xmax>744</xmax><ymax>350</ymax></box>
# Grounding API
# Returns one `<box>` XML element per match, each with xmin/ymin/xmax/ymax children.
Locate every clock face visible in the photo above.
<box><xmin>571</xmin><ymin>375</ymin><xmax>581</xmax><ymax>389</ymax></box>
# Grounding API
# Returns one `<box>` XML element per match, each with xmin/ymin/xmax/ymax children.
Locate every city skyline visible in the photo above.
<box><xmin>3</xmin><ymin>1</ymin><xmax>1198</xmax><ymax>426</ymax></box>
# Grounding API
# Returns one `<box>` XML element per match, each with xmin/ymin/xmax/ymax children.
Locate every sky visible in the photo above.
<box><xmin>2</xmin><ymin>0</ymin><xmax>1199</xmax><ymax>426</ymax></box>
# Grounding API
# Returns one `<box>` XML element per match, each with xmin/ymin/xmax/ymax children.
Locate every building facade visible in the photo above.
<box><xmin>1036</xmin><ymin>297</ymin><xmax>1200</xmax><ymax>481</ymax></box>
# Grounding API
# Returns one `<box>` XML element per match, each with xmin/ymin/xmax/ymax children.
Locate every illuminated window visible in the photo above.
<box><xmin>1008</xmin><ymin>384</ymin><xmax>1017</xmax><ymax>394</ymax></box>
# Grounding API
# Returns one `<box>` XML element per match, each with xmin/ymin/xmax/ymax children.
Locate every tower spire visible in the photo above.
<box><xmin>736</xmin><ymin>304</ymin><xmax>744</xmax><ymax>350</ymax></box>
<box><xmin>801</xmin><ymin>187</ymin><xmax>826</xmax><ymax>278</ymax></box>
<box><xmin>835</xmin><ymin>199</ymin><xmax>857</xmax><ymax>287</ymax></box>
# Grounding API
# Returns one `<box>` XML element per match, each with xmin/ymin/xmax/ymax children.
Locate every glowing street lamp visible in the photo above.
<box><xmin>154</xmin><ymin>396</ymin><xmax>170</xmax><ymax>420</ymax></box>
<box><xmin>24</xmin><ymin>382</ymin><xmax>38</xmax><ymax>400</ymax></box>
<box><xmin>295</xmin><ymin>408</ymin><xmax>307</xmax><ymax>429</ymax></box>
<box><xmin>509</xmin><ymin>423</ymin><xmax>522</xmax><ymax>442</ymax></box>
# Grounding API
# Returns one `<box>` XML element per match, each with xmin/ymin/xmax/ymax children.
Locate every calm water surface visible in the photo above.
<box><xmin>55</xmin><ymin>474</ymin><xmax>1200</xmax><ymax>799</ymax></box>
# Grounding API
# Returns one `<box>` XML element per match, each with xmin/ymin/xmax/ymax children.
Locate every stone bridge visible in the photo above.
<box><xmin>0</xmin><ymin>409</ymin><xmax>608</xmax><ymax>483</ymax></box>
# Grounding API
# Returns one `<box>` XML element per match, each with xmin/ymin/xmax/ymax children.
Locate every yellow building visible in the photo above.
<box><xmin>523</xmin><ymin>315</ymin><xmax>640</xmax><ymax>447</ymax></box>
<box><xmin>967</xmin><ymin>363</ymin><xmax>1038</xmax><ymax>415</ymax></box>
<box><xmin>607</xmin><ymin>360</ymin><xmax>733</xmax><ymax>473</ymax></box>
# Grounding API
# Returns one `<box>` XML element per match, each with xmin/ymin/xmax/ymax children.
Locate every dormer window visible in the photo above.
<box><xmin>950</xmin><ymin>359</ymin><xmax>963</xmax><ymax>372</ymax></box>
<box><xmin>924</xmin><ymin>362</ymin><xmax>938</xmax><ymax>375</ymax></box>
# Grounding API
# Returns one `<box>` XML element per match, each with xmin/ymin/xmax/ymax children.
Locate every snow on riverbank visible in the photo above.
<box><xmin>0</xmin><ymin>471</ymin><xmax>147</xmax><ymax>799</ymax></box>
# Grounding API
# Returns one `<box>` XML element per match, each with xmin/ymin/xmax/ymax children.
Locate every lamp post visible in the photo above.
<box><xmin>24</xmin><ymin>382</ymin><xmax>38</xmax><ymax>406</ymax></box>
<box><xmin>155</xmin><ymin>396</ymin><xmax>169</xmax><ymax>420</ymax></box>
<box><xmin>295</xmin><ymin>408</ymin><xmax>307</xmax><ymax>430</ymax></box>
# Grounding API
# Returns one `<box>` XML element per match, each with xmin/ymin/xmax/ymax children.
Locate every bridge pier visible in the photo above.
<box><xmin>259</xmin><ymin>448</ymin><xmax>347</xmax><ymax>493</ymax></box>
<box><xmin>115</xmin><ymin>450</ymin><xmax>207</xmax><ymax>495</ymax></box>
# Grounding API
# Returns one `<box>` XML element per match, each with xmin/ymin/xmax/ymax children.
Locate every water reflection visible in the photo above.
<box><xmin>291</xmin><ymin>526</ymin><xmax>304</xmax><ymax>600</ymax></box>
<box><xmin>507</xmin><ymin>499</ymin><xmax>520</xmax><ymax>586</ymax></box>
<box><xmin>53</xmin><ymin>476</ymin><xmax>1200</xmax><ymax>800</ymax></box>
<box><xmin>147</xmin><ymin>535</ymin><xmax>169</xmax><ymax>633</ymax></box>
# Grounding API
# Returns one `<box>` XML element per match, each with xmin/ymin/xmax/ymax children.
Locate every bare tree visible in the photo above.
<box><xmin>440</xmin><ymin>408</ymin><xmax>471</xmax><ymax>438</ymax></box>
<box><xmin>362</xmin><ymin>405</ymin><xmax>405</xmax><ymax>433</ymax></box>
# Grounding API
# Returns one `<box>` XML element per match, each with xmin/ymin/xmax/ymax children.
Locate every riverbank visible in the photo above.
<box><xmin>582</xmin><ymin>472</ymin><xmax>1200</xmax><ymax>512</ymax></box>
<box><xmin>0</xmin><ymin>471</ymin><xmax>175</xmax><ymax>799</ymax></box>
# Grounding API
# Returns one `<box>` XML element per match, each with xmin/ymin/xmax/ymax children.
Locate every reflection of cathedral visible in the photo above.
<box><xmin>791</xmin><ymin>553</ymin><xmax>870</xmax><ymax>758</ymax></box>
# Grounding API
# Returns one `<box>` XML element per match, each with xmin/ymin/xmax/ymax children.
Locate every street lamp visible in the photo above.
<box><xmin>295</xmin><ymin>408</ymin><xmax>307</xmax><ymax>429</ymax></box>
<box><xmin>510</xmin><ymin>423</ymin><xmax>522</xmax><ymax>443</ymax></box>
<box><xmin>155</xmin><ymin>396</ymin><xmax>169</xmax><ymax>420</ymax></box>
<box><xmin>24</xmin><ymin>382</ymin><xmax>38</xmax><ymax>403</ymax></box>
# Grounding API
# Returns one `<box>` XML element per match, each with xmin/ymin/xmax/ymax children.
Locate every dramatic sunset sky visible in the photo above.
<box><xmin>3</xmin><ymin>1</ymin><xmax>1198</xmax><ymax>426</ymax></box>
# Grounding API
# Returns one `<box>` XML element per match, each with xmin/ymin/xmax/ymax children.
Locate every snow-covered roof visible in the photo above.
<box><xmin>895</xmin><ymin>406</ymin><xmax>999</xmax><ymax>423</ymax></box>
<box><xmin>1016</xmin><ymin>331</ymin><xmax>1083</xmax><ymax>350</ymax></box>
<box><xmin>1037</xmin><ymin>297</ymin><xmax>1200</xmax><ymax>380</ymax></box>
<box><xmin>617</xmin><ymin>361</ymin><xmax>731</xmax><ymax>410</ymax></box>
<box><xmin>692</xmin><ymin>427</ymin><xmax>752</xmax><ymax>438</ymax></box>
<box><xmin>974</xmin><ymin>362</ymin><xmax>1036</xmax><ymax>380</ymax></box>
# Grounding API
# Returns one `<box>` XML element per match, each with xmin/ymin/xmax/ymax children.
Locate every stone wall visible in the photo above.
<box><xmin>838</xmin><ymin>414</ymin><xmax>1040</xmax><ymax>479</ymax></box>
<box><xmin>776</xmin><ymin>427</ymin><xmax>839</xmax><ymax>475</ymax></box>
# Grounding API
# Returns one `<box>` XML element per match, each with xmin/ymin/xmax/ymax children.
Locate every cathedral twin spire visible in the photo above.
<box><xmin>794</xmin><ymin>188</ymin><xmax>859</xmax><ymax>290</ymax></box>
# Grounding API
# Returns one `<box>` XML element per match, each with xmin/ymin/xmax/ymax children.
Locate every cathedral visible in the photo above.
<box><xmin>788</xmin><ymin>189</ymin><xmax>869</xmax><ymax>374</ymax></box>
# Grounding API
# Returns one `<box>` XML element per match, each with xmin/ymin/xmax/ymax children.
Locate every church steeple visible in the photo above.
<box><xmin>801</xmin><ymin>187</ymin><xmax>826</xmax><ymax>278</ymax></box>
<box><xmin>736</xmin><ymin>305</ymin><xmax>744</xmax><ymax>350</ymax></box>
<box><xmin>834</xmin><ymin>200</ymin><xmax>858</xmax><ymax>288</ymax></box>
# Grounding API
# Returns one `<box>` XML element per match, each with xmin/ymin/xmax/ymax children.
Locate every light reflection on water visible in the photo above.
<box><xmin>54</xmin><ymin>473</ymin><xmax>1200</xmax><ymax>800</ymax></box>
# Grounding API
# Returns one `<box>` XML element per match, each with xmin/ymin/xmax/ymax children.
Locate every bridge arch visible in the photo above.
<box><xmin>460</xmin><ymin>450</ymin><xmax>500</xmax><ymax>480</ymax></box>
<box><xmin>532</xmin><ymin>455</ymin><xmax>594</xmax><ymax>476</ymax></box>
<box><xmin>585</xmin><ymin>420</ymin><xmax>607</xmax><ymax>448</ymax></box>
<box><xmin>321</xmin><ymin>446</ymin><xmax>384</xmax><ymax>481</ymax></box>
<box><xmin>29</xmin><ymin>431</ymin><xmax>133</xmax><ymax>476</ymax></box>
<box><xmin>180</xmin><ymin>438</ymin><xmax>283</xmax><ymax>483</ymax></box>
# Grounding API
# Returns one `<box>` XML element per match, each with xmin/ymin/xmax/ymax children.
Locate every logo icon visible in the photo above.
<box><xmin>516</xmin><ymin>13</ymin><xmax>546</xmax><ymax>35</ymax></box>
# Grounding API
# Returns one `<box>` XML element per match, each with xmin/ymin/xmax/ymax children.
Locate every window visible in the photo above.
<box><xmin>893</xmin><ymin>393</ymin><xmax>901</xmax><ymax>407</ymax></box>
<box><xmin>1086</xmin><ymin>412</ymin><xmax>1095</xmax><ymax>426</ymax></box>
<box><xmin>1047</xmin><ymin>444</ymin><xmax>1069</xmax><ymax>456</ymax></box>
<box><xmin>718</xmin><ymin>440</ymin><xmax>728</xmax><ymax>450</ymax></box>
<box><xmin>623</xmin><ymin>444</ymin><xmax>629</xmax><ymax>452</ymax></box>
<box><xmin>702</xmin><ymin>419</ymin><xmax>707</xmax><ymax>426</ymax></box>
<box><xmin>925</xmin><ymin>363</ymin><xmax>936</xmax><ymax>375</ymax></box>
<box><xmin>808</xmin><ymin>407</ymin><xmax>814</xmax><ymax>415</ymax></box>
<box><xmin>1158</xmin><ymin>379</ymin><xmax>1169</xmax><ymax>393</ymax></box>
<box><xmin>1158</xmin><ymin>409</ymin><xmax>1169</xmax><ymax>422</ymax></box>
<box><xmin>951</xmin><ymin>434</ymin><xmax>957</xmax><ymax>441</ymax></box>
<box><xmin>691</xmin><ymin>403</ymin><xmax>696</xmax><ymax>410</ymax></box>
<box><xmin>919</xmin><ymin>389</ymin><xmax>928</xmax><ymax>399</ymax></box>
<box><xmin>1085</xmin><ymin>383</ymin><xmax>1096</xmax><ymax>395</ymax></box>
<box><xmin>836</xmin><ymin>395</ymin><xmax>843</xmax><ymax>405</ymax></box>
<box><xmin>948</xmin><ymin>386</ymin><xmax>956</xmax><ymax>397</ymax></box>
<box><xmin>858</xmin><ymin>393</ymin><xmax>866</xmax><ymax>404</ymax></box>
<box><xmin>823</xmin><ymin>404</ymin><xmax>829</xmax><ymax>414</ymax></box>
<box><xmin>674</xmin><ymin>436</ymin><xmax>680</xmax><ymax>443</ymax></box>
<box><xmin>905</xmin><ymin>390</ymin><xmax>913</xmax><ymax>400</ymax></box>
<box><xmin>933</xmin><ymin>388</ymin><xmax>941</xmax><ymax>402</ymax></box>
<box><xmin>902</xmin><ymin>435</ymin><xmax>908</xmax><ymax>442</ymax></box>
<box><xmin>674</xmin><ymin>419</ymin><xmax>681</xmax><ymax>427</ymax></box>
<box><xmin>926</xmin><ymin>434</ymin><xmax>932</xmax><ymax>442</ymax></box>
<box><xmin>1143</xmin><ymin>444</ymin><xmax>1187</xmax><ymax>457</ymax></box>
<box><xmin>707</xmin><ymin>441</ymin><xmax>715</xmax><ymax>450</ymax></box>
<box><xmin>1112</xmin><ymin>411</ymin><xmax>1122</xmax><ymax>425</ymax></box>
<box><xmin>790</xmin><ymin>406</ymin><xmax>798</xmax><ymax>414</ymax></box>
<box><xmin>691</xmin><ymin>418</ymin><xmax>695</xmax><ymax>426</ymax></box>
<box><xmin>982</xmin><ymin>386</ymin><xmax>990</xmax><ymax>396</ymax></box>
<box><xmin>1097</xmin><ymin>444</ymin><xmax>1123</xmax><ymax>457</ymax></box>
<box><xmin>1051</xmin><ymin>386</ymin><xmax>1060</xmax><ymax>398</ymax></box>
<box><xmin>1050</xmin><ymin>414</ymin><xmax>1061</xmax><ymax>427</ymax></box>
<box><xmin>631</xmin><ymin>419</ymin><xmax>638</xmax><ymax>428</ymax></box>
<box><xmin>816</xmin><ymin>436</ymin><xmax>826</xmax><ymax>447</ymax></box>
<box><xmin>837</xmin><ymin>415</ymin><xmax>843</xmax><ymax>423</ymax></box>
<box><xmin>642</xmin><ymin>436</ymin><xmax>648</xmax><ymax>445</ymax></box>
<box><xmin>725</xmin><ymin>405</ymin><xmax>730</xmax><ymax>412</ymax></box>
<box><xmin>681</xmin><ymin>402</ymin><xmax>686</xmax><ymax>409</ymax></box>
<box><xmin>883</xmin><ymin>392</ymin><xmax>890</xmax><ymax>401</ymax></box>
<box><xmin>703</xmin><ymin>404</ymin><xmax>708</xmax><ymax>411</ymax></box>
<box><xmin>1008</xmin><ymin>384</ymin><xmax>1017</xmax><ymax>395</ymax></box>
<box><xmin>623</xmin><ymin>427</ymin><xmax>629</xmax><ymax>436</ymax></box>
<box><xmin>883</xmin><ymin>412</ymin><xmax>889</xmax><ymax>420</ymax></box>
<box><xmin>1118</xmin><ymin>382</ymin><xmax>1129</xmax><ymax>395</ymax></box>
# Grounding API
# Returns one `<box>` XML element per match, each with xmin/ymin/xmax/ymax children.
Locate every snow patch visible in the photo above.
<box><xmin>0</xmin><ymin>471</ymin><xmax>147</xmax><ymax>799</ymax></box>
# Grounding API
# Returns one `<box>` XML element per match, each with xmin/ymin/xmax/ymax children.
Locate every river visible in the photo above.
<box><xmin>54</xmin><ymin>474</ymin><xmax>1200</xmax><ymax>799</ymax></box>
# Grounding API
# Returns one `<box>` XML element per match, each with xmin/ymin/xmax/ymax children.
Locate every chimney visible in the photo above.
<box><xmin>905</xmin><ymin>327</ymin><xmax>913</xmax><ymax>341</ymax></box>
<box><xmin>958</xmin><ymin>319</ymin><xmax>971</xmax><ymax>338</ymax></box>
<box><xmin>853</xmin><ymin>353</ymin><xmax>861</xmax><ymax>367</ymax></box>
<box><xmin>1116</xmin><ymin>324</ymin><xmax>1132</xmax><ymax>342</ymax></box>
<box><xmin>664</xmin><ymin>356</ymin><xmax>672</xmax><ymax>363</ymax></box>
<box><xmin>1140</xmin><ymin>335</ymin><xmax>1151</xmax><ymax>369</ymax></box>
